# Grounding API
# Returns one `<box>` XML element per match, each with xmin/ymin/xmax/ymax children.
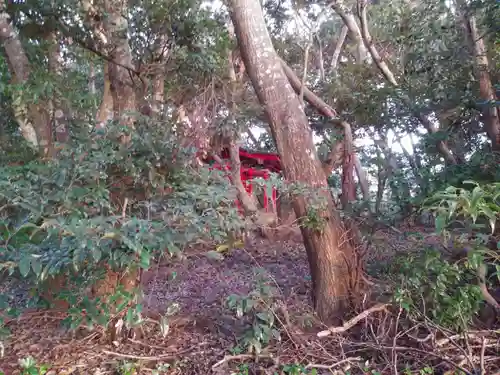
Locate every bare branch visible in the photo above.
<box><xmin>328</xmin><ymin>0</ymin><xmax>368</xmax><ymax>63</ymax></box>
<box><xmin>357</xmin><ymin>0</ymin><xmax>397</xmax><ymax>85</ymax></box>
<box><xmin>317</xmin><ymin>303</ymin><xmax>389</xmax><ymax>337</ymax></box>
<box><xmin>300</xmin><ymin>36</ymin><xmax>312</xmax><ymax>106</ymax></box>
<box><xmin>331</xmin><ymin>25</ymin><xmax>348</xmax><ymax>74</ymax></box>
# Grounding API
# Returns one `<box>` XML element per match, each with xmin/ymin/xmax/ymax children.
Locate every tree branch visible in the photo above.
<box><xmin>354</xmin><ymin>0</ymin><xmax>457</xmax><ymax>164</ymax></box>
<box><xmin>357</xmin><ymin>0</ymin><xmax>397</xmax><ymax>85</ymax></box>
<box><xmin>330</xmin><ymin>25</ymin><xmax>348</xmax><ymax>74</ymax></box>
<box><xmin>317</xmin><ymin>303</ymin><xmax>389</xmax><ymax>337</ymax></box>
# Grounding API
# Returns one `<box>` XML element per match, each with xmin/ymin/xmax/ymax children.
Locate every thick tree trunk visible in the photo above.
<box><xmin>104</xmin><ymin>0</ymin><xmax>136</xmax><ymax>131</ymax></box>
<box><xmin>0</xmin><ymin>3</ymin><xmax>52</xmax><ymax>154</ymax></box>
<box><xmin>230</xmin><ymin>0</ymin><xmax>360</xmax><ymax>320</ymax></box>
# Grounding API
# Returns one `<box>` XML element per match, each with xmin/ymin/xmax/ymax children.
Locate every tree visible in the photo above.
<box><xmin>229</xmin><ymin>0</ymin><xmax>360</xmax><ymax>320</ymax></box>
<box><xmin>0</xmin><ymin>1</ymin><xmax>51</xmax><ymax>155</ymax></box>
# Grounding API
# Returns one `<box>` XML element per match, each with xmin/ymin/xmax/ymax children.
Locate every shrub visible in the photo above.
<box><xmin>0</xmin><ymin>120</ymin><xmax>244</xmax><ymax>335</ymax></box>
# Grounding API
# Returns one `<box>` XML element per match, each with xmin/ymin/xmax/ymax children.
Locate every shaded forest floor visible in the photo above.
<box><xmin>1</xmin><ymin>225</ymin><xmax>499</xmax><ymax>375</ymax></box>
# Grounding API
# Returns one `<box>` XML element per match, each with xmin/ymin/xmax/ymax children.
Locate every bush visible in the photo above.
<box><xmin>393</xmin><ymin>180</ymin><xmax>500</xmax><ymax>329</ymax></box>
<box><xmin>0</xmin><ymin>120</ymin><xmax>245</xmax><ymax>335</ymax></box>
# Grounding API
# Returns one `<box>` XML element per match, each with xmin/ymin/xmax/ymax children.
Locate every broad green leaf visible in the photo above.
<box><xmin>31</xmin><ymin>257</ymin><xmax>42</xmax><ymax>277</ymax></box>
<box><xmin>18</xmin><ymin>256</ymin><xmax>31</xmax><ymax>278</ymax></box>
<box><xmin>470</xmin><ymin>186</ymin><xmax>483</xmax><ymax>210</ymax></box>
<box><xmin>139</xmin><ymin>251</ymin><xmax>151</xmax><ymax>269</ymax></box>
<box><xmin>435</xmin><ymin>213</ymin><xmax>447</xmax><ymax>233</ymax></box>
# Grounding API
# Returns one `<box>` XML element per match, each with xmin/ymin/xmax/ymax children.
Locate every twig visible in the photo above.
<box><xmin>102</xmin><ymin>343</ymin><xmax>198</xmax><ymax>361</ymax></box>
<box><xmin>211</xmin><ymin>354</ymin><xmax>275</xmax><ymax>370</ymax></box>
<box><xmin>363</xmin><ymin>343</ymin><xmax>473</xmax><ymax>375</ymax></box>
<box><xmin>317</xmin><ymin>304</ymin><xmax>389</xmax><ymax>337</ymax></box>
<box><xmin>480</xmin><ymin>337</ymin><xmax>486</xmax><ymax>375</ymax></box>
<box><xmin>299</xmin><ymin>35</ymin><xmax>312</xmax><ymax>106</ymax></box>
<box><xmin>305</xmin><ymin>356</ymin><xmax>362</xmax><ymax>370</ymax></box>
<box><xmin>121</xmin><ymin>197</ymin><xmax>128</xmax><ymax>218</ymax></box>
<box><xmin>436</xmin><ymin>332</ymin><xmax>490</xmax><ymax>346</ymax></box>
<box><xmin>392</xmin><ymin>307</ymin><xmax>402</xmax><ymax>375</ymax></box>
<box><xmin>102</xmin><ymin>349</ymin><xmax>176</xmax><ymax>361</ymax></box>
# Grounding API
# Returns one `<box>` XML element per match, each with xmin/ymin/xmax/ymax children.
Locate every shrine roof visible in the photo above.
<box><xmin>206</xmin><ymin>147</ymin><xmax>282</xmax><ymax>172</ymax></box>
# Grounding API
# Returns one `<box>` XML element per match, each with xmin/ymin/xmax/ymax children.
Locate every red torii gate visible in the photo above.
<box><xmin>206</xmin><ymin>147</ymin><xmax>281</xmax><ymax>212</ymax></box>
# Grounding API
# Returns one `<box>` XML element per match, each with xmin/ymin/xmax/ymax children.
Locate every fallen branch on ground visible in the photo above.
<box><xmin>102</xmin><ymin>343</ymin><xmax>199</xmax><ymax>361</ymax></box>
<box><xmin>211</xmin><ymin>354</ymin><xmax>277</xmax><ymax>370</ymax></box>
<box><xmin>305</xmin><ymin>356</ymin><xmax>362</xmax><ymax>370</ymax></box>
<box><xmin>102</xmin><ymin>349</ymin><xmax>177</xmax><ymax>361</ymax></box>
<box><xmin>317</xmin><ymin>303</ymin><xmax>389</xmax><ymax>338</ymax></box>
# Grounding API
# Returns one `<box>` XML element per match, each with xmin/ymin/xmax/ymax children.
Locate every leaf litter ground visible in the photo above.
<box><xmin>1</xmin><ymin>226</ymin><xmax>499</xmax><ymax>374</ymax></box>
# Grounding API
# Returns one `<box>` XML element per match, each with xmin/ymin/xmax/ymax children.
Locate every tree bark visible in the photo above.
<box><xmin>280</xmin><ymin>60</ymin><xmax>369</xmax><ymax>195</ymax></box>
<box><xmin>330</xmin><ymin>25</ymin><xmax>348</xmax><ymax>75</ymax></box>
<box><xmin>89</xmin><ymin>60</ymin><xmax>96</xmax><ymax>95</ymax></box>
<box><xmin>48</xmin><ymin>32</ymin><xmax>69</xmax><ymax>144</ymax></box>
<box><xmin>104</xmin><ymin>0</ymin><xmax>136</xmax><ymax>131</ymax></box>
<box><xmin>92</xmin><ymin>0</ymin><xmax>139</xmax><ymax>341</ymax></box>
<box><xmin>226</xmin><ymin>41</ymin><xmax>259</xmax><ymax>215</ymax></box>
<box><xmin>329</xmin><ymin>0</ymin><xmax>369</xmax><ymax>63</ymax></box>
<box><xmin>151</xmin><ymin>34</ymin><xmax>168</xmax><ymax>119</ymax></box>
<box><xmin>459</xmin><ymin>2</ymin><xmax>500</xmax><ymax>150</ymax></box>
<box><xmin>0</xmin><ymin>3</ymin><xmax>52</xmax><ymax>154</ymax></box>
<box><xmin>96</xmin><ymin>61</ymin><xmax>114</xmax><ymax>127</ymax></box>
<box><xmin>230</xmin><ymin>0</ymin><xmax>360</xmax><ymax>320</ymax></box>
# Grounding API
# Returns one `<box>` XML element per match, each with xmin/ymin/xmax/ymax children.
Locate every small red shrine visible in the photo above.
<box><xmin>206</xmin><ymin>147</ymin><xmax>282</xmax><ymax>212</ymax></box>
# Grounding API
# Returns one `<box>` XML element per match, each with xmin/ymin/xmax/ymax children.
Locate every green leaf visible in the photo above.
<box><xmin>31</xmin><ymin>256</ymin><xmax>42</xmax><ymax>277</ymax></box>
<box><xmin>435</xmin><ymin>213</ymin><xmax>447</xmax><ymax>233</ymax></box>
<box><xmin>18</xmin><ymin>256</ymin><xmax>31</xmax><ymax>277</ymax></box>
<box><xmin>256</xmin><ymin>312</ymin><xmax>270</xmax><ymax>322</ymax></box>
<box><xmin>139</xmin><ymin>251</ymin><xmax>150</xmax><ymax>269</ymax></box>
<box><xmin>91</xmin><ymin>247</ymin><xmax>102</xmax><ymax>263</ymax></box>
<box><xmin>205</xmin><ymin>250</ymin><xmax>225</xmax><ymax>261</ymax></box>
<box><xmin>470</xmin><ymin>186</ymin><xmax>483</xmax><ymax>210</ymax></box>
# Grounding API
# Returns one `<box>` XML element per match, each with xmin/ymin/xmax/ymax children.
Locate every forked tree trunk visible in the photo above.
<box><xmin>230</xmin><ymin>0</ymin><xmax>360</xmax><ymax>320</ymax></box>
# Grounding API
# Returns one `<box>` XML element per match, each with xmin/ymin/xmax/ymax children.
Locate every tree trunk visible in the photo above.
<box><xmin>329</xmin><ymin>1</ymin><xmax>369</xmax><ymax>63</ymax></box>
<box><xmin>89</xmin><ymin>60</ymin><xmax>96</xmax><ymax>95</ymax></box>
<box><xmin>104</xmin><ymin>0</ymin><xmax>136</xmax><ymax>131</ymax></box>
<box><xmin>330</xmin><ymin>25</ymin><xmax>348</xmax><ymax>75</ymax></box>
<box><xmin>459</xmin><ymin>3</ymin><xmax>500</xmax><ymax>150</ymax></box>
<box><xmin>226</xmin><ymin>41</ymin><xmax>260</xmax><ymax>216</ymax></box>
<box><xmin>48</xmin><ymin>32</ymin><xmax>69</xmax><ymax>144</ymax></box>
<box><xmin>280</xmin><ymin>61</ymin><xmax>371</xmax><ymax>202</ymax></box>
<box><xmin>0</xmin><ymin>3</ymin><xmax>52</xmax><ymax>154</ymax></box>
<box><xmin>230</xmin><ymin>0</ymin><xmax>360</xmax><ymax>320</ymax></box>
<box><xmin>96</xmin><ymin>61</ymin><xmax>114</xmax><ymax>127</ymax></box>
<box><xmin>92</xmin><ymin>0</ymin><xmax>139</xmax><ymax>341</ymax></box>
<box><xmin>151</xmin><ymin>34</ymin><xmax>168</xmax><ymax>119</ymax></box>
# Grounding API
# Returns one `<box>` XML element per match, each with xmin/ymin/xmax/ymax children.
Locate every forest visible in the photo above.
<box><xmin>0</xmin><ymin>0</ymin><xmax>499</xmax><ymax>373</ymax></box>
